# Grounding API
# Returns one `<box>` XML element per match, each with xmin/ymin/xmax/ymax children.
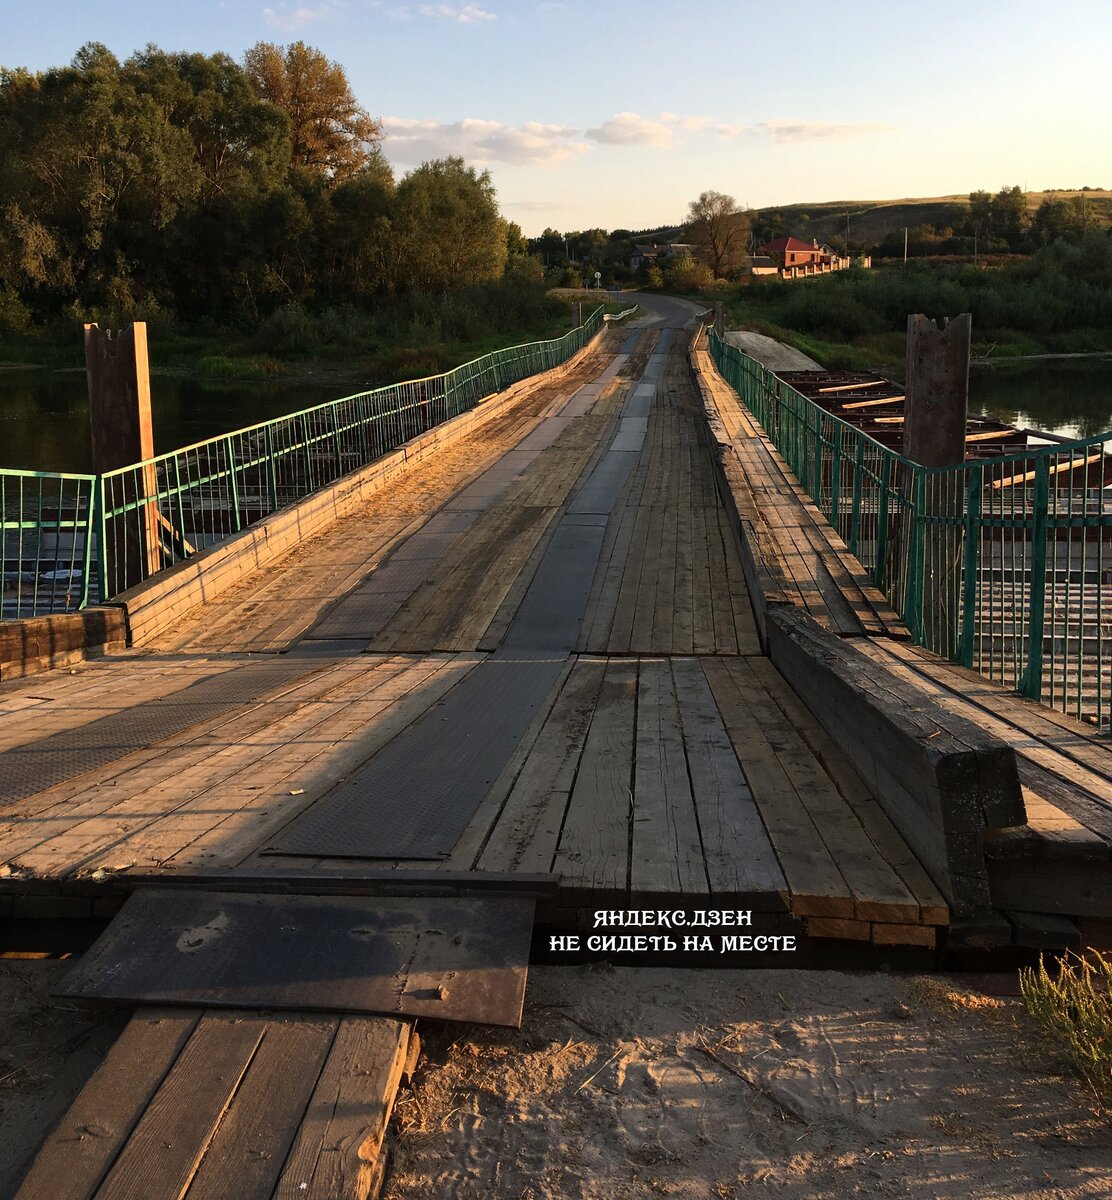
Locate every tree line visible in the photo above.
<box><xmin>0</xmin><ymin>41</ymin><xmax>525</xmax><ymax>337</ymax></box>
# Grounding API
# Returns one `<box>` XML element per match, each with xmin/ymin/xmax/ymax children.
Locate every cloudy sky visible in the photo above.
<box><xmin>3</xmin><ymin>0</ymin><xmax>1109</xmax><ymax>234</ymax></box>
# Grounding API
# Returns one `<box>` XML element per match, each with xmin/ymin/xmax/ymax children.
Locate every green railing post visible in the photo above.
<box><xmin>263</xmin><ymin>425</ymin><xmax>279</xmax><ymax>513</ymax></box>
<box><xmin>958</xmin><ymin>462</ymin><xmax>983</xmax><ymax>667</ymax></box>
<box><xmin>874</xmin><ymin>466</ymin><xmax>891</xmax><ymax>591</ymax></box>
<box><xmin>848</xmin><ymin>436</ymin><xmax>865</xmax><ymax>556</ymax></box>
<box><xmin>1021</xmin><ymin>455</ymin><xmax>1050</xmax><ymax>701</ymax></box>
<box><xmin>830</xmin><ymin>423</ymin><xmax>843</xmax><ymax>527</ymax></box>
<box><xmin>224</xmin><ymin>436</ymin><xmax>241</xmax><ymax>534</ymax></box>
<box><xmin>79</xmin><ymin>478</ymin><xmax>97</xmax><ymax>609</ymax></box>
<box><xmin>904</xmin><ymin>470</ymin><xmax>927</xmax><ymax>641</ymax></box>
<box><xmin>96</xmin><ymin>475</ymin><xmax>109</xmax><ymax>605</ymax></box>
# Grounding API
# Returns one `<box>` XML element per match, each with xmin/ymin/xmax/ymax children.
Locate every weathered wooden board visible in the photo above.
<box><xmin>55</xmin><ymin>890</ymin><xmax>534</xmax><ymax>1027</ymax></box>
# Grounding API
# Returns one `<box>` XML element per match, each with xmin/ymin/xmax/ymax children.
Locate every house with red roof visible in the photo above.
<box><xmin>759</xmin><ymin>236</ymin><xmax>829</xmax><ymax>268</ymax></box>
<box><xmin>754</xmin><ymin>235</ymin><xmax>856</xmax><ymax>279</ymax></box>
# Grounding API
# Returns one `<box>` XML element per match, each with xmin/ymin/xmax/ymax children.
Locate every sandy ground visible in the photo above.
<box><xmin>723</xmin><ymin>331</ymin><xmax>823</xmax><ymax>373</ymax></box>
<box><xmin>383</xmin><ymin>966</ymin><xmax>1110</xmax><ymax>1200</ymax></box>
<box><xmin>0</xmin><ymin>960</ymin><xmax>126</xmax><ymax>1198</ymax></box>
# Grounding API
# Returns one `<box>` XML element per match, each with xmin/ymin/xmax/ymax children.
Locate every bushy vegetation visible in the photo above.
<box><xmin>0</xmin><ymin>40</ymin><xmax>544</xmax><ymax>368</ymax></box>
<box><xmin>1020</xmin><ymin>951</ymin><xmax>1112</xmax><ymax>1108</ymax></box>
<box><xmin>724</xmin><ymin>232</ymin><xmax>1112</xmax><ymax>370</ymax></box>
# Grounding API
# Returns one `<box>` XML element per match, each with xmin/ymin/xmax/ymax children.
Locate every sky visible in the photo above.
<box><xmin>2</xmin><ymin>0</ymin><xmax>1110</xmax><ymax>235</ymax></box>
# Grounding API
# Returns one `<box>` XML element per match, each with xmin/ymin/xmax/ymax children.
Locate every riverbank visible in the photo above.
<box><xmin>0</xmin><ymin>280</ymin><xmax>589</xmax><ymax>388</ymax></box>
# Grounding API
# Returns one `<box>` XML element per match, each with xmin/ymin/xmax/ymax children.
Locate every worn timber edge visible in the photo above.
<box><xmin>107</xmin><ymin>329</ymin><xmax>606</xmax><ymax>648</ymax></box>
<box><xmin>766</xmin><ymin>606</ymin><xmax>1026</xmax><ymax>918</ymax></box>
<box><xmin>0</xmin><ymin>607</ymin><xmax>128</xmax><ymax>681</ymax></box>
<box><xmin>14</xmin><ymin>1007</ymin><xmax>417</xmax><ymax>1200</ymax></box>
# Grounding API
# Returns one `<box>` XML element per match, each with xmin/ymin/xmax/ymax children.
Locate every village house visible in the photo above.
<box><xmin>629</xmin><ymin>242</ymin><xmax>700</xmax><ymax>271</ymax></box>
<box><xmin>755</xmin><ymin>235</ymin><xmax>855</xmax><ymax>279</ymax></box>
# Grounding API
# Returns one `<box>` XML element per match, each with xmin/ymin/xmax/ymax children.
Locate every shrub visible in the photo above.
<box><xmin>1020</xmin><ymin>950</ymin><xmax>1112</xmax><ymax>1107</ymax></box>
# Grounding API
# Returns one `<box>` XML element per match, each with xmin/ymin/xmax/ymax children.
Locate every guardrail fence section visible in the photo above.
<box><xmin>2</xmin><ymin>307</ymin><xmax>604</xmax><ymax>620</ymax></box>
<box><xmin>709</xmin><ymin>329</ymin><xmax>1112</xmax><ymax>729</ymax></box>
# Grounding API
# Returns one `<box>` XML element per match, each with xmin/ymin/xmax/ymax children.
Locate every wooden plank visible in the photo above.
<box><xmin>723</xmin><ymin>658</ymin><xmax>920</xmax><ymax>924</ymax></box>
<box><xmin>631</xmin><ymin>659</ymin><xmax>707</xmax><ymax>896</ymax></box>
<box><xmin>440</xmin><ymin>657</ymin><xmax>576</xmax><ymax>871</ymax></box>
<box><xmin>185</xmin><ymin>1015</ymin><xmax>338</xmax><ymax>1200</ymax></box>
<box><xmin>766</xmin><ymin>608</ymin><xmax>1023</xmax><ymax>917</ymax></box>
<box><xmin>1005</xmin><ymin>910</ymin><xmax>1081</xmax><ymax>951</ymax></box>
<box><xmin>806</xmin><ymin>917</ymin><xmax>871</xmax><ymax>941</ymax></box>
<box><xmin>746</xmin><ymin>658</ymin><xmax>949</xmax><ymax>924</ymax></box>
<box><xmin>701</xmin><ymin>658</ymin><xmax>854</xmax><ymax>918</ymax></box>
<box><xmin>273</xmin><ymin>1018</ymin><xmax>412</xmax><ymax>1200</ymax></box>
<box><xmin>478</xmin><ymin>659</ymin><xmax>606</xmax><ymax>875</ymax></box>
<box><xmin>554</xmin><ymin>660</ymin><xmax>637</xmax><ymax>898</ymax></box>
<box><xmin>871</xmin><ymin>923</ymin><xmax>937</xmax><ymax>948</ymax></box>
<box><xmin>95</xmin><ymin>1012</ymin><xmax>268</xmax><ymax>1200</ymax></box>
<box><xmin>671</xmin><ymin>658</ymin><xmax>787</xmax><ymax>903</ymax></box>
<box><xmin>14</xmin><ymin>1009</ymin><xmax>201</xmax><ymax>1200</ymax></box>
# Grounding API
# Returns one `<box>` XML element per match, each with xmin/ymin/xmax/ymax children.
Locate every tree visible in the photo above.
<box><xmin>664</xmin><ymin>251</ymin><xmax>713</xmax><ymax>291</ymax></box>
<box><xmin>393</xmin><ymin>157</ymin><xmax>506</xmax><ymax>291</ymax></box>
<box><xmin>687</xmin><ymin>190</ymin><xmax>749</xmax><ymax>278</ymax></box>
<box><xmin>243</xmin><ymin>41</ymin><xmax>381</xmax><ymax>181</ymax></box>
<box><xmin>992</xmin><ymin>185</ymin><xmax>1028</xmax><ymax>247</ymax></box>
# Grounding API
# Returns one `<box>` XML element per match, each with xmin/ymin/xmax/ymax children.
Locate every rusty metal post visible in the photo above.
<box><xmin>904</xmin><ymin>313</ymin><xmax>972</xmax><ymax>658</ymax></box>
<box><xmin>85</xmin><ymin>322</ymin><xmax>161</xmax><ymax>594</ymax></box>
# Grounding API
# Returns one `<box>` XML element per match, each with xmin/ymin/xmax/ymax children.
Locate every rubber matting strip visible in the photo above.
<box><xmin>264</xmin><ymin>654</ymin><xmax>566</xmax><ymax>860</ymax></box>
<box><xmin>0</xmin><ymin>659</ymin><xmax>320</xmax><ymax>801</ymax></box>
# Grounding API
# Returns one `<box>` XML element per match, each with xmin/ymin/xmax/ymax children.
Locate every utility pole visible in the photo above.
<box><xmin>903</xmin><ymin>226</ymin><xmax>909</xmax><ymax>265</ymax></box>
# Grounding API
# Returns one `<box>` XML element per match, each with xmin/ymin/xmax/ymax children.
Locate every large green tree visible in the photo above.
<box><xmin>393</xmin><ymin>158</ymin><xmax>506</xmax><ymax>291</ymax></box>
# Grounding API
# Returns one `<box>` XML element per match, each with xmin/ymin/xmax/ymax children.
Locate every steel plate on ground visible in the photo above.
<box><xmin>55</xmin><ymin>889</ymin><xmax>534</xmax><ymax>1027</ymax></box>
<box><xmin>265</xmin><ymin>654</ymin><xmax>565</xmax><ymax>859</ymax></box>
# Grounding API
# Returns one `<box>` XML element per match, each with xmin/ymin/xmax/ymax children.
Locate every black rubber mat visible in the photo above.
<box><xmin>264</xmin><ymin>653</ymin><xmax>566</xmax><ymax>860</ymax></box>
<box><xmin>568</xmin><ymin>451</ymin><xmax>641</xmax><ymax>514</ymax></box>
<box><xmin>0</xmin><ymin>660</ymin><xmax>318</xmax><ymax>801</ymax></box>
<box><xmin>501</xmin><ymin>522</ymin><xmax>607</xmax><ymax>653</ymax></box>
<box><xmin>57</xmin><ymin>889</ymin><xmax>535</xmax><ymax>1027</ymax></box>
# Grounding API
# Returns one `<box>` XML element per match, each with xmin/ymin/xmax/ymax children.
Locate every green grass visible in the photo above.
<box><xmin>1020</xmin><ymin>951</ymin><xmax>1112</xmax><ymax>1109</ymax></box>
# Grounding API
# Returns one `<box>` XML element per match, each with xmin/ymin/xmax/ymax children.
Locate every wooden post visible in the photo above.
<box><xmin>903</xmin><ymin>313</ymin><xmax>972</xmax><ymax>658</ymax></box>
<box><xmin>85</xmin><ymin>322</ymin><xmax>161</xmax><ymax>595</ymax></box>
<box><xmin>714</xmin><ymin>302</ymin><xmax>725</xmax><ymax>338</ymax></box>
<box><xmin>904</xmin><ymin>314</ymin><xmax>970</xmax><ymax>468</ymax></box>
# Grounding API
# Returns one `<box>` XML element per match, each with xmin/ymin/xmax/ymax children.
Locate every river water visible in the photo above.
<box><xmin>1</xmin><ymin>357</ymin><xmax>1111</xmax><ymax>474</ymax></box>
<box><xmin>0</xmin><ymin>370</ymin><xmax>343</xmax><ymax>473</ymax></box>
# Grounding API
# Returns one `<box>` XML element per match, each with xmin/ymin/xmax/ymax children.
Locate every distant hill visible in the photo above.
<box><xmin>750</xmin><ymin>190</ymin><xmax>1112</xmax><ymax>250</ymax></box>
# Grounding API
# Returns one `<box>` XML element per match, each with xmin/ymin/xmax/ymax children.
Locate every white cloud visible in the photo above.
<box><xmin>585</xmin><ymin>111</ymin><xmax>672</xmax><ymax>147</ymax></box>
<box><xmin>755</xmin><ymin>120</ymin><xmax>893</xmax><ymax>142</ymax></box>
<box><xmin>382</xmin><ymin>116</ymin><xmax>588</xmax><ymax>166</ymax></box>
<box><xmin>263</xmin><ymin>1</ymin><xmax>340</xmax><ymax>30</ymax></box>
<box><xmin>392</xmin><ymin>2</ymin><xmax>496</xmax><ymax>19</ymax></box>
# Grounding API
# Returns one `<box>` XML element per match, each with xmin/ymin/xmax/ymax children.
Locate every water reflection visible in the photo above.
<box><xmin>0</xmin><ymin>368</ymin><xmax>341</xmax><ymax>473</ymax></box>
<box><xmin>970</xmin><ymin>357</ymin><xmax>1112</xmax><ymax>442</ymax></box>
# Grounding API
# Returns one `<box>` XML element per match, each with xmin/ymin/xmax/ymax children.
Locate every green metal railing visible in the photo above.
<box><xmin>2</xmin><ymin>308</ymin><xmax>604</xmax><ymax>618</ymax></box>
<box><xmin>1</xmin><ymin>468</ymin><xmax>98</xmax><ymax>618</ymax></box>
<box><xmin>709</xmin><ymin>329</ymin><xmax>1112</xmax><ymax>728</ymax></box>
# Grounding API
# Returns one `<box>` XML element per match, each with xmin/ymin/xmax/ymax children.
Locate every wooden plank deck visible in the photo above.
<box><xmin>15</xmin><ymin>1008</ymin><xmax>416</xmax><ymax>1200</ymax></box>
<box><xmin>0</xmin><ymin>321</ymin><xmax>946</xmax><ymax>947</ymax></box>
